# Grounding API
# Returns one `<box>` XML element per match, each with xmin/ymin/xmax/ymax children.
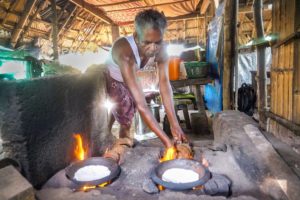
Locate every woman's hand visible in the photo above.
<box><xmin>170</xmin><ymin>125</ymin><xmax>188</xmax><ymax>144</ymax></box>
<box><xmin>163</xmin><ymin>137</ymin><xmax>174</xmax><ymax>148</ymax></box>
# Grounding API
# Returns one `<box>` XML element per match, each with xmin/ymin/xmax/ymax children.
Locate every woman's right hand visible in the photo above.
<box><xmin>164</xmin><ymin>137</ymin><xmax>173</xmax><ymax>148</ymax></box>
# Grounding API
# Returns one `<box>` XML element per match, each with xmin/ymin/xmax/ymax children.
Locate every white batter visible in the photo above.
<box><xmin>74</xmin><ymin>165</ymin><xmax>111</xmax><ymax>182</ymax></box>
<box><xmin>162</xmin><ymin>168</ymin><xmax>199</xmax><ymax>183</ymax></box>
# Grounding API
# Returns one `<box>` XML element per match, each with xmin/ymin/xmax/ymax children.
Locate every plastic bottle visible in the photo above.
<box><xmin>168</xmin><ymin>57</ymin><xmax>181</xmax><ymax>81</ymax></box>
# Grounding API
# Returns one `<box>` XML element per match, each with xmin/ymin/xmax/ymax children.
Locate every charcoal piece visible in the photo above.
<box><xmin>142</xmin><ymin>179</ymin><xmax>159</xmax><ymax>194</ymax></box>
<box><xmin>203</xmin><ymin>179</ymin><xmax>219</xmax><ymax>195</ymax></box>
<box><xmin>209</xmin><ymin>143</ymin><xmax>227</xmax><ymax>152</ymax></box>
<box><xmin>204</xmin><ymin>173</ymin><xmax>231</xmax><ymax>197</ymax></box>
<box><xmin>212</xmin><ymin>173</ymin><xmax>231</xmax><ymax>186</ymax></box>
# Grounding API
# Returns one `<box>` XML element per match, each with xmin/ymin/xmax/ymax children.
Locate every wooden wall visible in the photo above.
<box><xmin>269</xmin><ymin>0</ymin><xmax>300</xmax><ymax>144</ymax></box>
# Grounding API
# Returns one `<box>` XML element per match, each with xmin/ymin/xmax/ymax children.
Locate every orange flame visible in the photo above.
<box><xmin>73</xmin><ymin>134</ymin><xmax>86</xmax><ymax>161</ymax></box>
<box><xmin>158</xmin><ymin>147</ymin><xmax>177</xmax><ymax>190</ymax></box>
<box><xmin>98</xmin><ymin>181</ymin><xmax>110</xmax><ymax>187</ymax></box>
<box><xmin>81</xmin><ymin>181</ymin><xmax>110</xmax><ymax>192</ymax></box>
<box><xmin>159</xmin><ymin>146</ymin><xmax>177</xmax><ymax>162</ymax></box>
<box><xmin>82</xmin><ymin>185</ymin><xmax>96</xmax><ymax>191</ymax></box>
<box><xmin>158</xmin><ymin>185</ymin><xmax>165</xmax><ymax>191</ymax></box>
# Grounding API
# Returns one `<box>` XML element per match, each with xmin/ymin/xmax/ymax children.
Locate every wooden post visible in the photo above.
<box><xmin>234</xmin><ymin>0</ymin><xmax>239</xmax><ymax>110</ymax></box>
<box><xmin>223</xmin><ymin>0</ymin><xmax>237</xmax><ymax>110</ymax></box>
<box><xmin>111</xmin><ymin>24</ymin><xmax>120</xmax><ymax>42</ymax></box>
<box><xmin>253</xmin><ymin>0</ymin><xmax>267</xmax><ymax>127</ymax></box>
<box><xmin>51</xmin><ymin>0</ymin><xmax>59</xmax><ymax>60</ymax></box>
<box><xmin>10</xmin><ymin>0</ymin><xmax>38</xmax><ymax>48</ymax></box>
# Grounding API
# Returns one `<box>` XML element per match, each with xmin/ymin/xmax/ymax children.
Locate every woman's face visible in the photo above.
<box><xmin>135</xmin><ymin>27</ymin><xmax>164</xmax><ymax>58</ymax></box>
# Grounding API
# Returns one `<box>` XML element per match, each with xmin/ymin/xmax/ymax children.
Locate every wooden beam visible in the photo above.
<box><xmin>118</xmin><ymin>13</ymin><xmax>211</xmax><ymax>26</ymax></box>
<box><xmin>10</xmin><ymin>0</ymin><xmax>38</xmax><ymax>48</ymax></box>
<box><xmin>200</xmin><ymin>0</ymin><xmax>211</xmax><ymax>15</ymax></box>
<box><xmin>106</xmin><ymin>0</ymin><xmax>191</xmax><ymax>12</ymax></box>
<box><xmin>75</xmin><ymin>21</ymin><xmax>99</xmax><ymax>51</ymax></box>
<box><xmin>57</xmin><ymin>6</ymin><xmax>77</xmax><ymax>37</ymax></box>
<box><xmin>20</xmin><ymin>1</ymin><xmax>48</xmax><ymax>43</ymax></box>
<box><xmin>239</xmin><ymin>5</ymin><xmax>272</xmax><ymax>13</ymax></box>
<box><xmin>69</xmin><ymin>0</ymin><xmax>113</xmax><ymax>24</ymax></box>
<box><xmin>51</xmin><ymin>0</ymin><xmax>59</xmax><ymax>60</ymax></box>
<box><xmin>70</xmin><ymin>15</ymin><xmax>91</xmax><ymax>50</ymax></box>
<box><xmin>57</xmin><ymin>2</ymin><xmax>70</xmax><ymax>22</ymax></box>
<box><xmin>1</xmin><ymin>0</ymin><xmax>17</xmax><ymax>26</ymax></box>
<box><xmin>97</xmin><ymin>0</ymin><xmax>142</xmax><ymax>7</ymax></box>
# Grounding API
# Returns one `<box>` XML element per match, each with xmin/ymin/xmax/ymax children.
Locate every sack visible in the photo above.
<box><xmin>238</xmin><ymin>83</ymin><xmax>256</xmax><ymax>116</ymax></box>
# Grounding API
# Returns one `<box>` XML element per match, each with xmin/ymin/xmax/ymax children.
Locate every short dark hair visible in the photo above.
<box><xmin>134</xmin><ymin>9</ymin><xmax>167</xmax><ymax>36</ymax></box>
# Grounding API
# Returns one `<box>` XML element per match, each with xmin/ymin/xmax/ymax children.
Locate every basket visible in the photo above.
<box><xmin>184</xmin><ymin>61</ymin><xmax>209</xmax><ymax>79</ymax></box>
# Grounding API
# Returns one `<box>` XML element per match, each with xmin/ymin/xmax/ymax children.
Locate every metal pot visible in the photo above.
<box><xmin>65</xmin><ymin>157</ymin><xmax>121</xmax><ymax>187</ymax></box>
<box><xmin>134</xmin><ymin>104</ymin><xmax>160</xmax><ymax>138</ymax></box>
<box><xmin>151</xmin><ymin>159</ymin><xmax>211</xmax><ymax>190</ymax></box>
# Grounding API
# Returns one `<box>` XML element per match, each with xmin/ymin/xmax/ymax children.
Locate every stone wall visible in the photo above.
<box><xmin>0</xmin><ymin>65</ymin><xmax>113</xmax><ymax>187</ymax></box>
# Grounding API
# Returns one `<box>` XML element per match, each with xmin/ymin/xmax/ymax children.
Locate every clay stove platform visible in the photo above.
<box><xmin>37</xmin><ymin>141</ymin><xmax>259</xmax><ymax>200</ymax></box>
<box><xmin>36</xmin><ymin>111</ymin><xmax>300</xmax><ymax>200</ymax></box>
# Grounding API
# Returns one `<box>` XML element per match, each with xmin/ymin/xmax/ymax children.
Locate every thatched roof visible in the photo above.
<box><xmin>0</xmin><ymin>0</ymin><xmax>272</xmax><ymax>56</ymax></box>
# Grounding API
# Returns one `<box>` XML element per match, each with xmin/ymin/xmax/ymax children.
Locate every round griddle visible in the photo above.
<box><xmin>151</xmin><ymin>159</ymin><xmax>211</xmax><ymax>191</ymax></box>
<box><xmin>65</xmin><ymin>157</ymin><xmax>121</xmax><ymax>186</ymax></box>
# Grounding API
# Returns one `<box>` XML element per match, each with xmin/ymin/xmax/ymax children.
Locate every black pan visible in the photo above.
<box><xmin>151</xmin><ymin>159</ymin><xmax>211</xmax><ymax>191</ymax></box>
<box><xmin>65</xmin><ymin>157</ymin><xmax>121</xmax><ymax>186</ymax></box>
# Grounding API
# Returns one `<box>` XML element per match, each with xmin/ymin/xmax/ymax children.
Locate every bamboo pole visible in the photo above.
<box><xmin>253</xmin><ymin>0</ymin><xmax>267</xmax><ymax>127</ymax></box>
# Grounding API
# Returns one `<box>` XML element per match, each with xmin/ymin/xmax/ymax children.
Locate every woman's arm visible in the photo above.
<box><xmin>156</xmin><ymin>51</ymin><xmax>187</xmax><ymax>143</ymax></box>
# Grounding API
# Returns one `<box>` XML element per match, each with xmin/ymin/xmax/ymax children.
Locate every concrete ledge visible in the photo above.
<box><xmin>244</xmin><ymin>124</ymin><xmax>300</xmax><ymax>200</ymax></box>
<box><xmin>212</xmin><ymin>111</ymin><xmax>300</xmax><ymax>200</ymax></box>
<box><xmin>0</xmin><ymin>165</ymin><xmax>35</xmax><ymax>200</ymax></box>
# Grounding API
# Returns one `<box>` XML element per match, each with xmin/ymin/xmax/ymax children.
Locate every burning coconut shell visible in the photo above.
<box><xmin>176</xmin><ymin>143</ymin><xmax>194</xmax><ymax>159</ymax></box>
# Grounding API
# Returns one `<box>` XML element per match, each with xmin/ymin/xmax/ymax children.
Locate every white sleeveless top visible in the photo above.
<box><xmin>106</xmin><ymin>35</ymin><xmax>155</xmax><ymax>82</ymax></box>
